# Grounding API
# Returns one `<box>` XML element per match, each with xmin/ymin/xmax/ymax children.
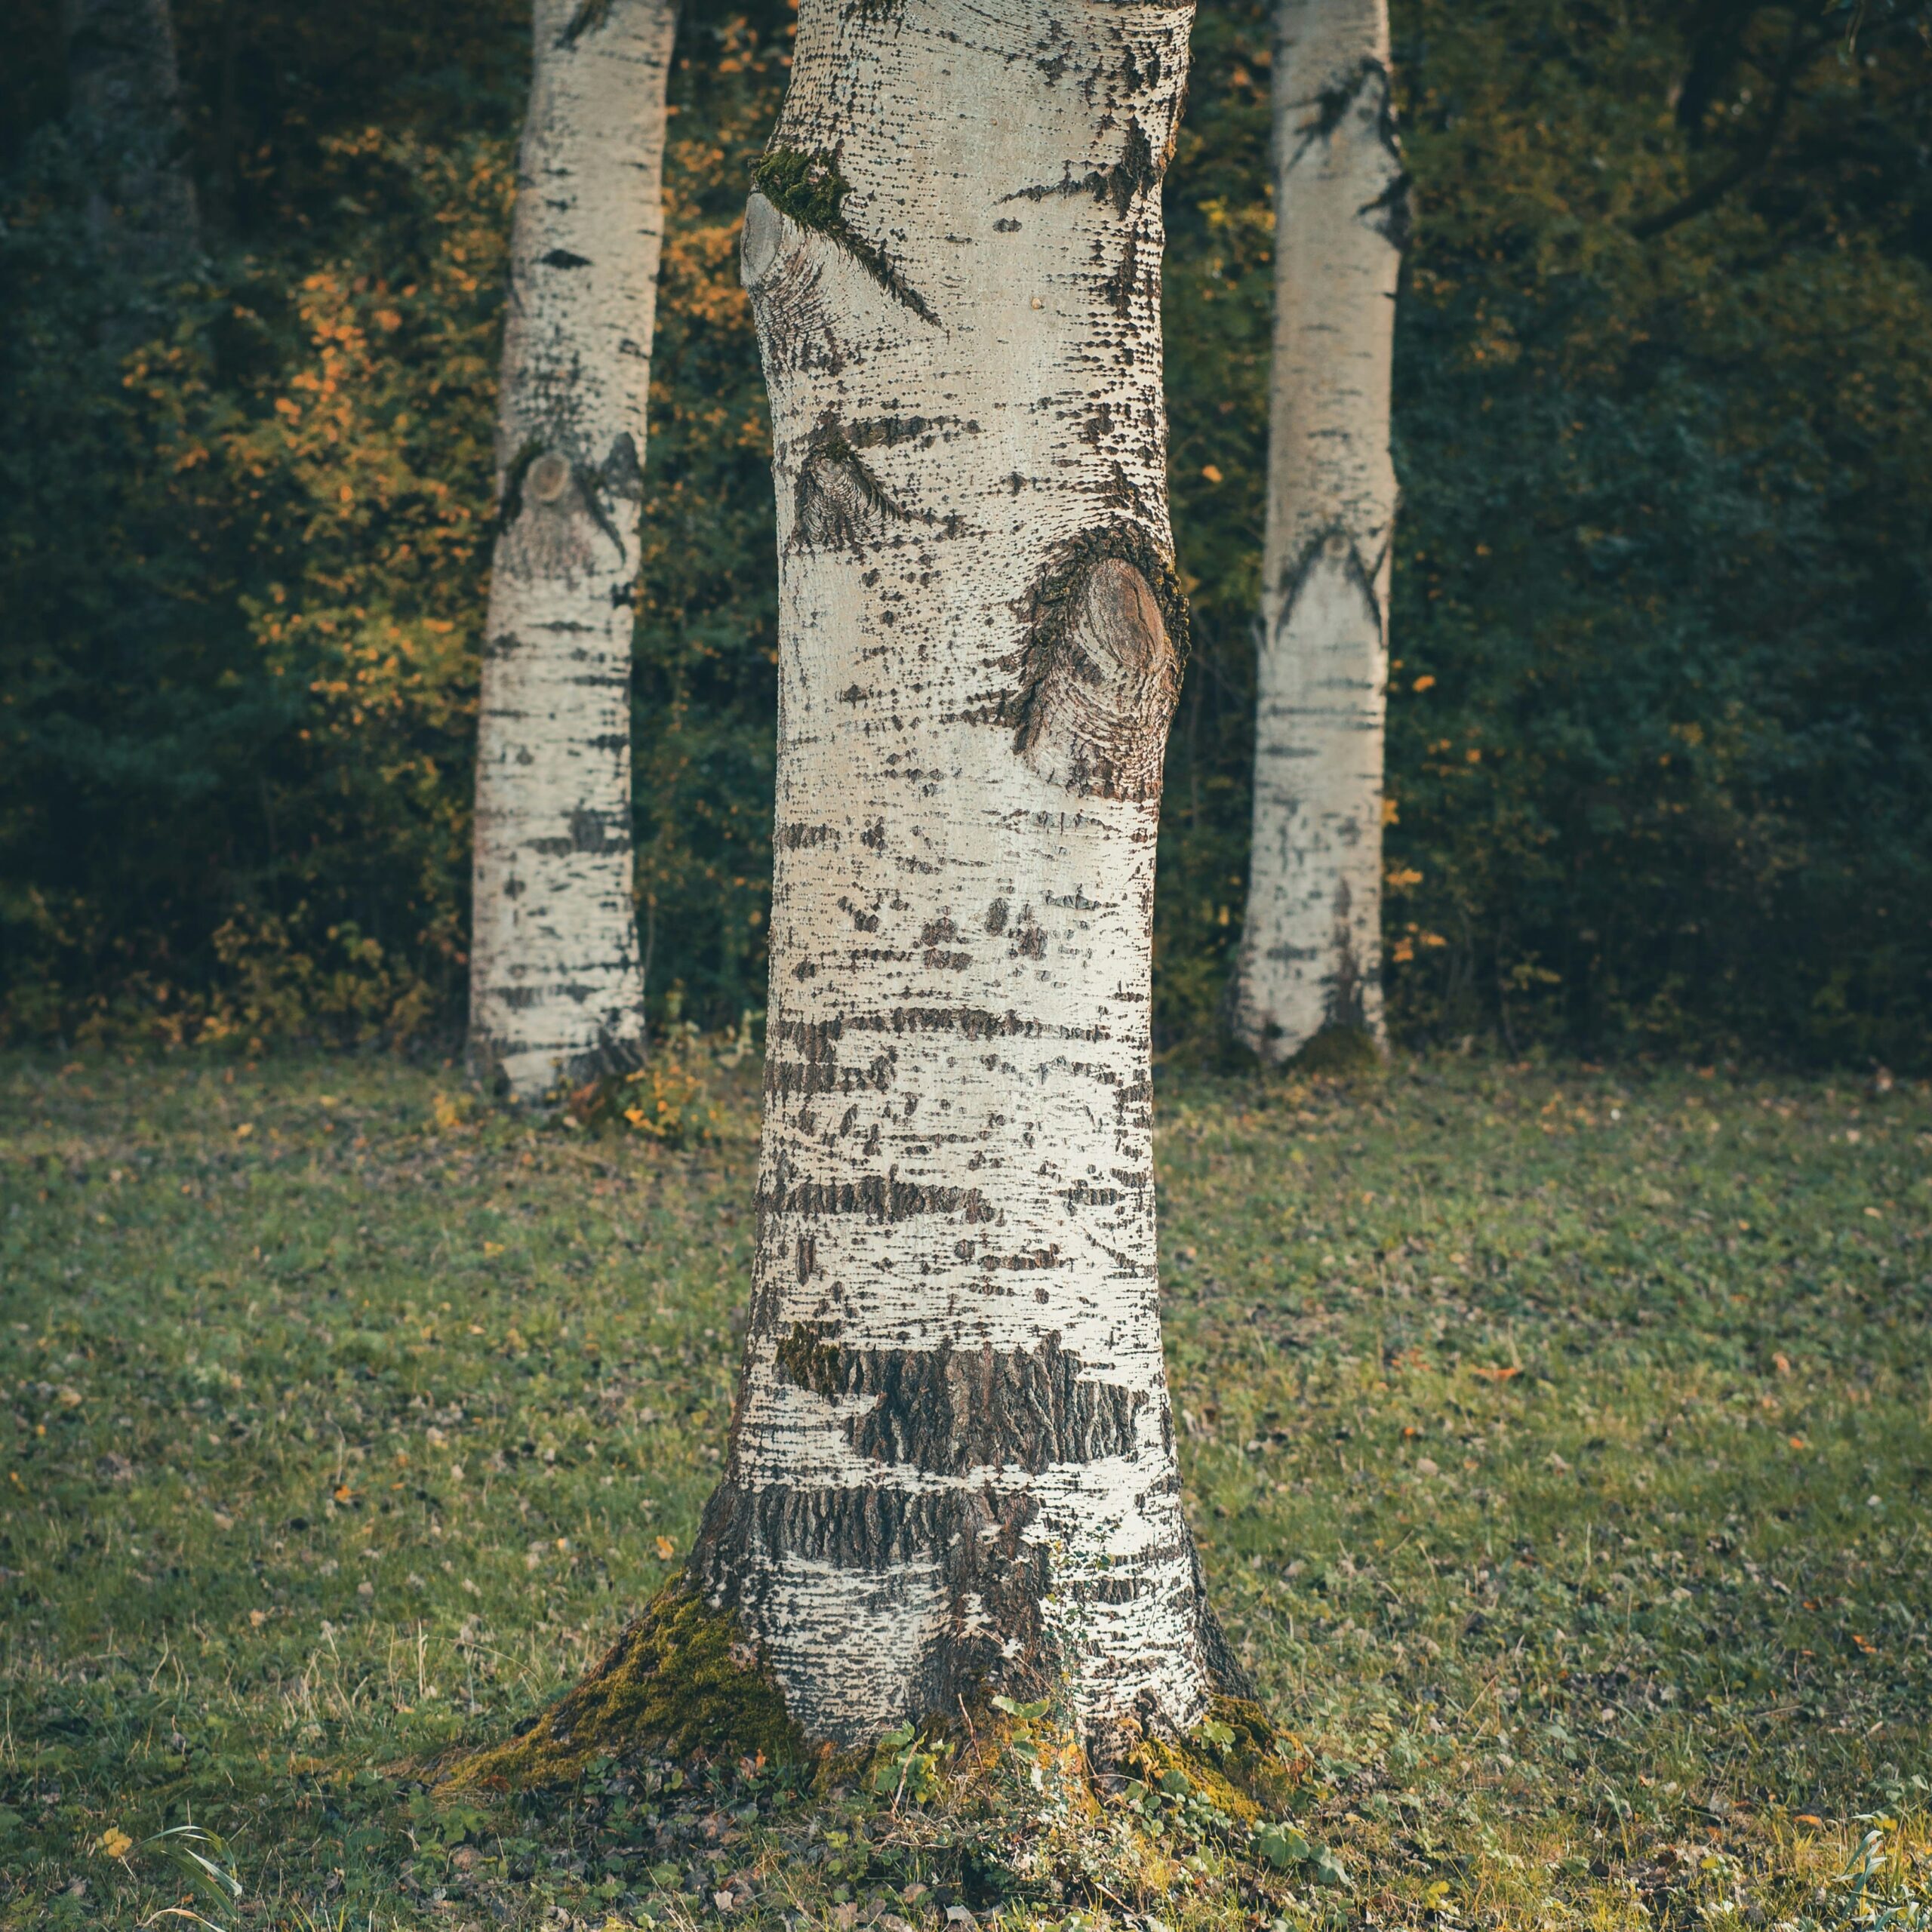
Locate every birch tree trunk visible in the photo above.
<box><xmin>468</xmin><ymin>0</ymin><xmax>677</xmax><ymax>1102</ymax></box>
<box><xmin>1230</xmin><ymin>0</ymin><xmax>1407</xmax><ymax>1064</ymax></box>
<box><xmin>62</xmin><ymin>0</ymin><xmax>199</xmax><ymax>269</ymax></box>
<box><xmin>681</xmin><ymin>0</ymin><xmax>1224</xmax><ymax>1751</ymax></box>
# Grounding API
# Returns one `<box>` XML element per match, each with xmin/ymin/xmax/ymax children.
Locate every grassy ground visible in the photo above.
<box><xmin>2</xmin><ymin>1048</ymin><xmax>1930</xmax><ymax>1930</ymax></box>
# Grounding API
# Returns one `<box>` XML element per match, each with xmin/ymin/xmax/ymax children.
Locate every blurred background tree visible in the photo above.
<box><xmin>2</xmin><ymin>0</ymin><xmax>1927</xmax><ymax>1067</ymax></box>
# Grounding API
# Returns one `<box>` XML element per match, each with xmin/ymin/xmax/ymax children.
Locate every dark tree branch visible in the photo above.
<box><xmin>1629</xmin><ymin>12</ymin><xmax>1829</xmax><ymax>240</ymax></box>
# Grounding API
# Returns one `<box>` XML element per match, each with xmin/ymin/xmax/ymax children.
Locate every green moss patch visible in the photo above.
<box><xmin>441</xmin><ymin>1585</ymin><xmax>806</xmax><ymax>1791</ymax></box>
<box><xmin>1286</xmin><ymin>1020</ymin><xmax>1384</xmax><ymax>1076</ymax></box>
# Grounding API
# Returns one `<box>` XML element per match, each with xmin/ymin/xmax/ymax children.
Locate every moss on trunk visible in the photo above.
<box><xmin>1286</xmin><ymin>1022</ymin><xmax>1385</xmax><ymax>1077</ymax></box>
<box><xmin>440</xmin><ymin>1584</ymin><xmax>808</xmax><ymax>1791</ymax></box>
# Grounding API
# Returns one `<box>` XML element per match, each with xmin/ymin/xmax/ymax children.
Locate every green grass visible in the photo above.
<box><xmin>2</xmin><ymin>1049</ymin><xmax>1930</xmax><ymax>1928</ymax></box>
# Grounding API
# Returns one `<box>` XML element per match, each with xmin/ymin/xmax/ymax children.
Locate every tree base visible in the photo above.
<box><xmin>438</xmin><ymin>1583</ymin><xmax>1306</xmax><ymax>1814</ymax></box>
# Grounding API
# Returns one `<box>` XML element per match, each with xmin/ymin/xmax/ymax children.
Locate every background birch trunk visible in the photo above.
<box><xmin>62</xmin><ymin>0</ymin><xmax>199</xmax><ymax>270</ymax></box>
<box><xmin>1230</xmin><ymin>0</ymin><xmax>1407</xmax><ymax>1065</ymax></box>
<box><xmin>669</xmin><ymin>0</ymin><xmax>1229</xmax><ymax>1750</ymax></box>
<box><xmin>468</xmin><ymin>0</ymin><xmax>677</xmax><ymax>1102</ymax></box>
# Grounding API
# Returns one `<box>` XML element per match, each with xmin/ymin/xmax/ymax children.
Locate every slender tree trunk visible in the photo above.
<box><xmin>623</xmin><ymin>0</ymin><xmax>1235</xmax><ymax>1755</ymax></box>
<box><xmin>62</xmin><ymin>0</ymin><xmax>199</xmax><ymax>269</ymax></box>
<box><xmin>468</xmin><ymin>0</ymin><xmax>677</xmax><ymax>1102</ymax></box>
<box><xmin>1230</xmin><ymin>0</ymin><xmax>1407</xmax><ymax>1065</ymax></box>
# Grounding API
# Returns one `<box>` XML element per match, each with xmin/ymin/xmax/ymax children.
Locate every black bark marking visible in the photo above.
<box><xmin>1101</xmin><ymin>229</ymin><xmax>1140</xmax><ymax>317</ymax></box>
<box><xmin>541</xmin><ymin>248</ymin><xmax>592</xmax><ymax>269</ymax></box>
<box><xmin>1361</xmin><ymin>170</ymin><xmax>1414</xmax><ymax>252</ymax></box>
<box><xmin>1275</xmin><ymin>525</ymin><xmax>1389</xmax><ymax>638</ymax></box>
<box><xmin>985</xmin><ymin>899</ymin><xmax>1008</xmax><ymax>936</ymax></box>
<box><xmin>759</xmin><ymin>1173</ymin><xmax>983</xmax><ymax>1222</ymax></box>
<box><xmin>1001</xmin><ymin>530</ymin><xmax>1186</xmax><ymax>803</ymax></box>
<box><xmin>691</xmin><ymin>1478</ymin><xmax>1057</xmax><ymax>1726</ymax></box>
<box><xmin>980</xmin><ymin>1245</ymin><xmax>1063</xmax><ymax>1273</ymax></box>
<box><xmin>558</xmin><ymin>0</ymin><xmax>611</xmax><ymax>45</ymax></box>
<box><xmin>752</xmin><ymin>147</ymin><xmax>937</xmax><ymax>325</ymax></box>
<box><xmin>598</xmin><ymin>430</ymin><xmax>645</xmax><ymax>498</ymax></box>
<box><xmin>763</xmin><ymin>1013</ymin><xmax>892</xmax><ymax>1102</ymax></box>
<box><xmin>496</xmin><ymin>440</ymin><xmax>546</xmax><ymax>533</ymax></box>
<box><xmin>1288</xmin><ymin>58</ymin><xmax>1411</xmax><ymax>251</ymax></box>
<box><xmin>570</xmin><ymin>807</ymin><xmax>620</xmax><ymax>855</ymax></box>
<box><xmin>528</xmin><ymin>808</ymin><xmax>629</xmax><ymax>858</ymax></box>
<box><xmin>1005</xmin><ymin>116</ymin><xmax>1163</xmax><ymax>218</ymax></box>
<box><xmin>1321</xmin><ymin>877</ymin><xmax>1370</xmax><ymax>1034</ymax></box>
<box><xmin>774</xmin><ymin>1327</ymin><xmax>1145</xmax><ymax>1475</ymax></box>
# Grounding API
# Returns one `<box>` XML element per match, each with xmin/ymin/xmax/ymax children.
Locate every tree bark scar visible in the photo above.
<box><xmin>1360</xmin><ymin>165</ymin><xmax>1414</xmax><ymax>252</ymax></box>
<box><xmin>1287</xmin><ymin>57</ymin><xmax>1411</xmax><ymax>248</ymax></box>
<box><xmin>794</xmin><ymin>421</ymin><xmax>921</xmax><ymax>551</ymax></box>
<box><xmin>1006</xmin><ymin>532</ymin><xmax>1187</xmax><ymax>802</ymax></box>
<box><xmin>750</xmin><ymin>148</ymin><xmax>937</xmax><ymax>324</ymax></box>
<box><xmin>774</xmin><ymin>1325</ymin><xmax>1147</xmax><ymax>1475</ymax></box>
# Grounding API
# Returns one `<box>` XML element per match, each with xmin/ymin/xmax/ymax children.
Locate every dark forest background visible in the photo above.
<box><xmin>2</xmin><ymin>0</ymin><xmax>1928</xmax><ymax>1067</ymax></box>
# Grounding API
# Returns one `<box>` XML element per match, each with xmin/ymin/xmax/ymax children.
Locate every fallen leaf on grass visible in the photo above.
<box><xmin>654</xmin><ymin>1537</ymin><xmax>677</xmax><ymax>1561</ymax></box>
<box><xmin>1469</xmin><ymin>1364</ymin><xmax>1521</xmax><ymax>1382</ymax></box>
<box><xmin>97</xmin><ymin>1828</ymin><xmax>133</xmax><ymax>1859</ymax></box>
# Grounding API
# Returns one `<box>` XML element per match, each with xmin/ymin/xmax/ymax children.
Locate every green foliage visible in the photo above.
<box><xmin>2</xmin><ymin>2</ymin><xmax>1930</xmax><ymax>1066</ymax></box>
<box><xmin>869</xmin><ymin>1724</ymin><xmax>953</xmax><ymax>1806</ymax></box>
<box><xmin>3</xmin><ymin>1049</ymin><xmax>1930</xmax><ymax>1925</ymax></box>
<box><xmin>1161</xmin><ymin>0</ymin><xmax>1932</xmax><ymax>1067</ymax></box>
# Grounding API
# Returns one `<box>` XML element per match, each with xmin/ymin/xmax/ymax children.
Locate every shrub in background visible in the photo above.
<box><xmin>2</xmin><ymin>1</ymin><xmax>1927</xmax><ymax>1068</ymax></box>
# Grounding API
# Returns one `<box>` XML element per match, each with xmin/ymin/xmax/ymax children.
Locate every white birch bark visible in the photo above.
<box><xmin>1230</xmin><ymin>0</ymin><xmax>1407</xmax><ymax>1062</ymax></box>
<box><xmin>469</xmin><ymin>0</ymin><xmax>677</xmax><ymax>1101</ymax></box>
<box><xmin>685</xmin><ymin>0</ymin><xmax>1238</xmax><ymax>1752</ymax></box>
<box><xmin>63</xmin><ymin>0</ymin><xmax>199</xmax><ymax>269</ymax></box>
